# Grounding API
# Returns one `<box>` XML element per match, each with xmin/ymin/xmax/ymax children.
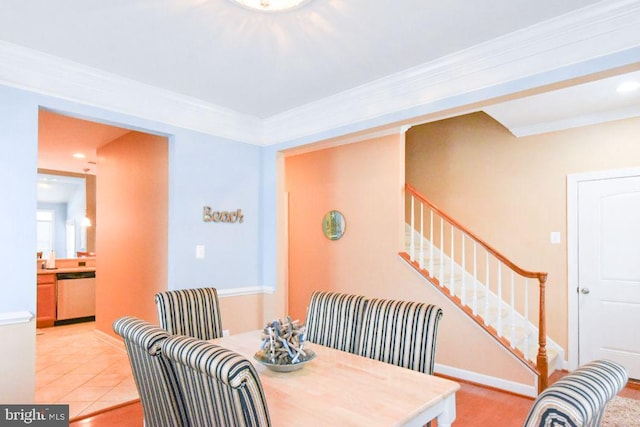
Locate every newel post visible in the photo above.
<box><xmin>536</xmin><ymin>273</ymin><xmax>549</xmax><ymax>394</ymax></box>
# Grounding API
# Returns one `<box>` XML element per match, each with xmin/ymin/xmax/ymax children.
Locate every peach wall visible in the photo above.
<box><xmin>406</xmin><ymin>112</ymin><xmax>640</xmax><ymax>358</ymax></box>
<box><xmin>86</xmin><ymin>173</ymin><xmax>96</xmax><ymax>253</ymax></box>
<box><xmin>219</xmin><ymin>294</ymin><xmax>265</xmax><ymax>334</ymax></box>
<box><xmin>285</xmin><ymin>133</ymin><xmax>535</xmax><ymax>389</ymax></box>
<box><xmin>286</xmin><ymin>135</ymin><xmax>405</xmax><ymax>321</ymax></box>
<box><xmin>95</xmin><ymin>131</ymin><xmax>168</xmax><ymax>335</ymax></box>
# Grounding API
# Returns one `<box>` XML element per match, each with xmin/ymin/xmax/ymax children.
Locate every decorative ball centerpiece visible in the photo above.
<box><xmin>254</xmin><ymin>317</ymin><xmax>315</xmax><ymax>372</ymax></box>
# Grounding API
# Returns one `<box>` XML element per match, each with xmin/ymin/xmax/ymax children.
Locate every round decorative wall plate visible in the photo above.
<box><xmin>322</xmin><ymin>210</ymin><xmax>346</xmax><ymax>240</ymax></box>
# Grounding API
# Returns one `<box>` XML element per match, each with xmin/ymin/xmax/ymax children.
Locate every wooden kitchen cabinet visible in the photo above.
<box><xmin>37</xmin><ymin>273</ymin><xmax>56</xmax><ymax>328</ymax></box>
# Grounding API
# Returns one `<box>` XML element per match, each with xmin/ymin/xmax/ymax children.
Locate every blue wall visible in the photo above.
<box><xmin>168</xmin><ymin>130</ymin><xmax>262</xmax><ymax>291</ymax></box>
<box><xmin>0</xmin><ymin>84</ymin><xmax>265</xmax><ymax>316</ymax></box>
<box><xmin>0</xmin><ymin>86</ymin><xmax>39</xmax><ymax>314</ymax></box>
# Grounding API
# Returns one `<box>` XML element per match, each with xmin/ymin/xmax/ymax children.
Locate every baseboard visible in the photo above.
<box><xmin>69</xmin><ymin>398</ymin><xmax>140</xmax><ymax>423</ymax></box>
<box><xmin>54</xmin><ymin>316</ymin><xmax>95</xmax><ymax>326</ymax></box>
<box><xmin>434</xmin><ymin>363</ymin><xmax>537</xmax><ymax>398</ymax></box>
<box><xmin>94</xmin><ymin>328</ymin><xmax>127</xmax><ymax>352</ymax></box>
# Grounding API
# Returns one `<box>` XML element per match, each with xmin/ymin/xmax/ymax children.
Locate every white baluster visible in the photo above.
<box><xmin>450</xmin><ymin>225</ymin><xmax>455</xmax><ymax>296</ymax></box>
<box><xmin>409</xmin><ymin>196</ymin><xmax>415</xmax><ymax>261</ymax></box>
<box><xmin>524</xmin><ymin>278</ymin><xmax>530</xmax><ymax>360</ymax></box>
<box><xmin>510</xmin><ymin>271</ymin><xmax>515</xmax><ymax>348</ymax></box>
<box><xmin>497</xmin><ymin>263</ymin><xmax>503</xmax><ymax>337</ymax></box>
<box><xmin>472</xmin><ymin>242</ymin><xmax>478</xmax><ymax>316</ymax></box>
<box><xmin>484</xmin><ymin>253</ymin><xmax>490</xmax><ymax>325</ymax></box>
<box><xmin>439</xmin><ymin>217</ymin><xmax>444</xmax><ymax>286</ymax></box>
<box><xmin>419</xmin><ymin>203</ymin><xmax>424</xmax><ymax>269</ymax></box>
<box><xmin>461</xmin><ymin>234</ymin><xmax>466</xmax><ymax>306</ymax></box>
<box><xmin>429</xmin><ymin>210</ymin><xmax>434</xmax><ymax>275</ymax></box>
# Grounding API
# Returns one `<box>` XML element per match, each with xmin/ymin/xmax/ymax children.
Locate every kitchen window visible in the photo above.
<box><xmin>36</xmin><ymin>210</ymin><xmax>54</xmax><ymax>255</ymax></box>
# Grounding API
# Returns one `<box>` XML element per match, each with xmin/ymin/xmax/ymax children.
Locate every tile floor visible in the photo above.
<box><xmin>35</xmin><ymin>322</ymin><xmax>139</xmax><ymax>420</ymax></box>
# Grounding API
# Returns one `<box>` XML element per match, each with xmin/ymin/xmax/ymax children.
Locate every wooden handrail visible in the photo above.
<box><xmin>406</xmin><ymin>184</ymin><xmax>547</xmax><ymax>281</ymax></box>
<box><xmin>405</xmin><ymin>183</ymin><xmax>549</xmax><ymax>394</ymax></box>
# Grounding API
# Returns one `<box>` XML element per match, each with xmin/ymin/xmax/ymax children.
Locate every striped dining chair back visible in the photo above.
<box><xmin>357</xmin><ymin>298</ymin><xmax>443</xmax><ymax>375</ymax></box>
<box><xmin>523</xmin><ymin>359</ymin><xmax>628</xmax><ymax>427</ymax></box>
<box><xmin>155</xmin><ymin>287</ymin><xmax>223</xmax><ymax>340</ymax></box>
<box><xmin>112</xmin><ymin>316</ymin><xmax>188</xmax><ymax>427</ymax></box>
<box><xmin>162</xmin><ymin>334</ymin><xmax>272</xmax><ymax>427</ymax></box>
<box><xmin>304</xmin><ymin>291</ymin><xmax>367</xmax><ymax>354</ymax></box>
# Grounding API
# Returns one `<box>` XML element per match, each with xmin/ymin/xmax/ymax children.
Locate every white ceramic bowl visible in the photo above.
<box><xmin>254</xmin><ymin>350</ymin><xmax>316</xmax><ymax>372</ymax></box>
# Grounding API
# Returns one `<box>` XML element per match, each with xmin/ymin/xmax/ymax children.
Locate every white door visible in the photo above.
<box><xmin>578</xmin><ymin>174</ymin><xmax>640</xmax><ymax>379</ymax></box>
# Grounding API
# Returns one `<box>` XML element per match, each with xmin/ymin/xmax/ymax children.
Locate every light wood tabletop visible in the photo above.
<box><xmin>213</xmin><ymin>330</ymin><xmax>460</xmax><ymax>426</ymax></box>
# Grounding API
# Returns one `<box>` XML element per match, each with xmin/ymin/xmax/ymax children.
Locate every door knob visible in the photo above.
<box><xmin>580</xmin><ymin>288</ymin><xmax>590</xmax><ymax>295</ymax></box>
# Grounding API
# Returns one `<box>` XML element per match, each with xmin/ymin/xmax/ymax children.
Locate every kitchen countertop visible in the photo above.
<box><xmin>38</xmin><ymin>266</ymin><xmax>96</xmax><ymax>275</ymax></box>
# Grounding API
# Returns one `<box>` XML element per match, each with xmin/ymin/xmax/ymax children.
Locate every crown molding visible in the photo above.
<box><xmin>0</xmin><ymin>40</ymin><xmax>263</xmax><ymax>143</ymax></box>
<box><xmin>507</xmin><ymin>104</ymin><xmax>640</xmax><ymax>137</ymax></box>
<box><xmin>0</xmin><ymin>0</ymin><xmax>638</xmax><ymax>147</ymax></box>
<box><xmin>265</xmin><ymin>0</ymin><xmax>640</xmax><ymax>145</ymax></box>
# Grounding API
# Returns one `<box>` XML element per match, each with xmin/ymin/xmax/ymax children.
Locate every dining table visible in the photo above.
<box><xmin>212</xmin><ymin>330</ymin><xmax>460</xmax><ymax>426</ymax></box>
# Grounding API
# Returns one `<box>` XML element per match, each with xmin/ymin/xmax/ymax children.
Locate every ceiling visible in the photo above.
<box><xmin>3</xmin><ymin>0</ymin><xmax>639</xmax><ymax>166</ymax></box>
<box><xmin>37</xmin><ymin>173</ymin><xmax>85</xmax><ymax>204</ymax></box>
<box><xmin>38</xmin><ymin>110</ymin><xmax>131</xmax><ymax>174</ymax></box>
<box><xmin>0</xmin><ymin>0</ymin><xmax>616</xmax><ymax>119</ymax></box>
<box><xmin>37</xmin><ymin>111</ymin><xmax>130</xmax><ymax>203</ymax></box>
<box><xmin>485</xmin><ymin>69</ymin><xmax>640</xmax><ymax>137</ymax></box>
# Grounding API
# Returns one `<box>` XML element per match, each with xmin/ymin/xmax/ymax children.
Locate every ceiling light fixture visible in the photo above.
<box><xmin>616</xmin><ymin>81</ymin><xmax>640</xmax><ymax>93</ymax></box>
<box><xmin>73</xmin><ymin>153</ymin><xmax>86</xmax><ymax>159</ymax></box>
<box><xmin>229</xmin><ymin>0</ymin><xmax>312</xmax><ymax>12</ymax></box>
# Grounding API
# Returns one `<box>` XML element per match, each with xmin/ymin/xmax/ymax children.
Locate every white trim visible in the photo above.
<box><xmin>282</xmin><ymin>126</ymin><xmax>405</xmax><ymax>156</ymax></box>
<box><xmin>0</xmin><ymin>311</ymin><xmax>34</xmax><ymax>326</ymax></box>
<box><xmin>509</xmin><ymin>104</ymin><xmax>640</xmax><ymax>137</ymax></box>
<box><xmin>434</xmin><ymin>363</ymin><xmax>537</xmax><ymax>398</ymax></box>
<box><xmin>217</xmin><ymin>286</ymin><xmax>275</xmax><ymax>298</ymax></box>
<box><xmin>0</xmin><ymin>1</ymin><xmax>639</xmax><ymax>146</ymax></box>
<box><xmin>566</xmin><ymin>166</ymin><xmax>640</xmax><ymax>371</ymax></box>
<box><xmin>0</xmin><ymin>40</ymin><xmax>263</xmax><ymax>144</ymax></box>
<box><xmin>266</xmin><ymin>0</ymin><xmax>640</xmax><ymax>145</ymax></box>
<box><xmin>94</xmin><ymin>328</ymin><xmax>127</xmax><ymax>352</ymax></box>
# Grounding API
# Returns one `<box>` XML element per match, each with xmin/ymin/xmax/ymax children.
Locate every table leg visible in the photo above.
<box><xmin>436</xmin><ymin>394</ymin><xmax>456</xmax><ymax>427</ymax></box>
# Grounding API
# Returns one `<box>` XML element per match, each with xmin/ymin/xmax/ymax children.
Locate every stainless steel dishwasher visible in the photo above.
<box><xmin>56</xmin><ymin>271</ymin><xmax>96</xmax><ymax>322</ymax></box>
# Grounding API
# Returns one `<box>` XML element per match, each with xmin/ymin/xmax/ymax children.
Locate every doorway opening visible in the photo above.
<box><xmin>567</xmin><ymin>167</ymin><xmax>640</xmax><ymax>379</ymax></box>
<box><xmin>36</xmin><ymin>109</ymin><xmax>169</xmax><ymax>418</ymax></box>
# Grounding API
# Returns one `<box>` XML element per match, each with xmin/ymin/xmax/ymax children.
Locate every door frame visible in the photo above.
<box><xmin>567</xmin><ymin>166</ymin><xmax>640</xmax><ymax>371</ymax></box>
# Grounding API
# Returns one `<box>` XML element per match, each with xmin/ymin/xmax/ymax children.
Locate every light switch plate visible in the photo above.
<box><xmin>550</xmin><ymin>232</ymin><xmax>561</xmax><ymax>244</ymax></box>
<box><xmin>195</xmin><ymin>245</ymin><xmax>205</xmax><ymax>259</ymax></box>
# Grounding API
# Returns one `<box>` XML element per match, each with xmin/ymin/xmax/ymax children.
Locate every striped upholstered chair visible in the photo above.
<box><xmin>155</xmin><ymin>287</ymin><xmax>223</xmax><ymax>340</ymax></box>
<box><xmin>356</xmin><ymin>298</ymin><xmax>443</xmax><ymax>375</ymax></box>
<box><xmin>523</xmin><ymin>359</ymin><xmax>628</xmax><ymax>427</ymax></box>
<box><xmin>304</xmin><ymin>291</ymin><xmax>367</xmax><ymax>354</ymax></box>
<box><xmin>162</xmin><ymin>334</ymin><xmax>271</xmax><ymax>427</ymax></box>
<box><xmin>112</xmin><ymin>316</ymin><xmax>188</xmax><ymax>427</ymax></box>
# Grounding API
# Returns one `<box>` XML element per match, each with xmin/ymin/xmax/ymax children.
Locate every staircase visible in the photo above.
<box><xmin>401</xmin><ymin>184</ymin><xmax>563</xmax><ymax>393</ymax></box>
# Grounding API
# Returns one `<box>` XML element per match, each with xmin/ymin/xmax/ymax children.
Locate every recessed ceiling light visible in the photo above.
<box><xmin>229</xmin><ymin>0</ymin><xmax>312</xmax><ymax>12</ymax></box>
<box><xmin>616</xmin><ymin>81</ymin><xmax>640</xmax><ymax>93</ymax></box>
<box><xmin>72</xmin><ymin>153</ymin><xmax>86</xmax><ymax>159</ymax></box>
